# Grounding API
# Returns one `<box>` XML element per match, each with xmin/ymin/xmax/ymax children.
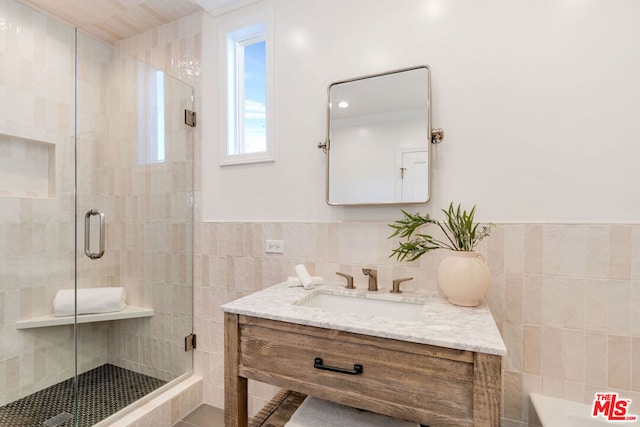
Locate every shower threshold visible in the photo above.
<box><xmin>0</xmin><ymin>364</ymin><xmax>166</xmax><ymax>427</ymax></box>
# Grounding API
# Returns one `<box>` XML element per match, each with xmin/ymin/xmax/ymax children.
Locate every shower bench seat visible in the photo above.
<box><xmin>15</xmin><ymin>305</ymin><xmax>154</xmax><ymax>329</ymax></box>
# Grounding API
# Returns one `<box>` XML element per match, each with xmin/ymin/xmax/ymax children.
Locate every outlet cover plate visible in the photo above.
<box><xmin>265</xmin><ymin>239</ymin><xmax>284</xmax><ymax>254</ymax></box>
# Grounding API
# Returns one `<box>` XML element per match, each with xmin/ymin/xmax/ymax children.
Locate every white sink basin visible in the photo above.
<box><xmin>296</xmin><ymin>292</ymin><xmax>423</xmax><ymax>321</ymax></box>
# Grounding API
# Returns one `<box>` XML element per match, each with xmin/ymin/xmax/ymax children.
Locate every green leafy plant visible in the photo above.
<box><xmin>388</xmin><ymin>203</ymin><xmax>493</xmax><ymax>262</ymax></box>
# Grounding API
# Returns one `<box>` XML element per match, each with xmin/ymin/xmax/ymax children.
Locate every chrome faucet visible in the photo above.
<box><xmin>362</xmin><ymin>268</ymin><xmax>378</xmax><ymax>292</ymax></box>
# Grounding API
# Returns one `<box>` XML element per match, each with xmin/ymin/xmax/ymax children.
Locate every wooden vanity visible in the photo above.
<box><xmin>222</xmin><ymin>284</ymin><xmax>506</xmax><ymax>427</ymax></box>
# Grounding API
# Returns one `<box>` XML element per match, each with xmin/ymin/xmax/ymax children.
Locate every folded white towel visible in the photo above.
<box><xmin>285</xmin><ymin>396</ymin><xmax>419</xmax><ymax>427</ymax></box>
<box><xmin>287</xmin><ymin>276</ymin><xmax>324</xmax><ymax>288</ymax></box>
<box><xmin>53</xmin><ymin>287</ymin><xmax>127</xmax><ymax>317</ymax></box>
<box><xmin>294</xmin><ymin>264</ymin><xmax>315</xmax><ymax>289</ymax></box>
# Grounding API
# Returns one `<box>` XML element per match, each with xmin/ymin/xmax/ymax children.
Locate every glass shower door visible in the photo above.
<box><xmin>0</xmin><ymin>1</ymin><xmax>78</xmax><ymax>425</ymax></box>
<box><xmin>74</xmin><ymin>32</ymin><xmax>194</xmax><ymax>426</ymax></box>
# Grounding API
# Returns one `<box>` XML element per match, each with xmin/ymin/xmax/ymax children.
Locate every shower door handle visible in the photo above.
<box><xmin>84</xmin><ymin>209</ymin><xmax>105</xmax><ymax>259</ymax></box>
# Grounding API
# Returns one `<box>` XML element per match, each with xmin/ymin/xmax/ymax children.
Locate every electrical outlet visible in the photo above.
<box><xmin>265</xmin><ymin>239</ymin><xmax>284</xmax><ymax>254</ymax></box>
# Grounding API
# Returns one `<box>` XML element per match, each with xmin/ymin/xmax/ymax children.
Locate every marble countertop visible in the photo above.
<box><xmin>221</xmin><ymin>282</ymin><xmax>507</xmax><ymax>356</ymax></box>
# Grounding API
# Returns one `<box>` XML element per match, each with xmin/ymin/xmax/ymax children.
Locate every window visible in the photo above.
<box><xmin>235</xmin><ymin>37</ymin><xmax>266</xmax><ymax>155</ymax></box>
<box><xmin>220</xmin><ymin>13</ymin><xmax>273</xmax><ymax>165</ymax></box>
<box><xmin>138</xmin><ymin>69</ymin><xmax>165</xmax><ymax>164</ymax></box>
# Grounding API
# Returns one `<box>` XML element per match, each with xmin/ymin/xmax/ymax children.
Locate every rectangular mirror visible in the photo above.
<box><xmin>326</xmin><ymin>66</ymin><xmax>432</xmax><ymax>205</ymax></box>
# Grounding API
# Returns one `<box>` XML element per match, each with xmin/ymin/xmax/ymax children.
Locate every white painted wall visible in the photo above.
<box><xmin>201</xmin><ymin>0</ymin><xmax>640</xmax><ymax>223</ymax></box>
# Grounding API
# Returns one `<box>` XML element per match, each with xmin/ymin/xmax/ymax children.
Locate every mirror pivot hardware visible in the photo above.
<box><xmin>431</xmin><ymin>128</ymin><xmax>444</xmax><ymax>144</ymax></box>
<box><xmin>317</xmin><ymin>140</ymin><xmax>327</xmax><ymax>153</ymax></box>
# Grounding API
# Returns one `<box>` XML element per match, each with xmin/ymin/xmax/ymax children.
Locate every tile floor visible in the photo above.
<box><xmin>0</xmin><ymin>364</ymin><xmax>166</xmax><ymax>427</ymax></box>
<box><xmin>173</xmin><ymin>404</ymin><xmax>224</xmax><ymax>427</ymax></box>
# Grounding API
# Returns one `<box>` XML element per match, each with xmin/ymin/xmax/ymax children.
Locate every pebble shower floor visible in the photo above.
<box><xmin>0</xmin><ymin>364</ymin><xmax>166</xmax><ymax>426</ymax></box>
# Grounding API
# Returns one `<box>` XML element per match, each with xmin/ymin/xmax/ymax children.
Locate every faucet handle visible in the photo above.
<box><xmin>391</xmin><ymin>277</ymin><xmax>413</xmax><ymax>294</ymax></box>
<box><xmin>336</xmin><ymin>272</ymin><xmax>355</xmax><ymax>289</ymax></box>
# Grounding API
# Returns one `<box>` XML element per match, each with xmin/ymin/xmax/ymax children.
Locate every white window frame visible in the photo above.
<box><xmin>219</xmin><ymin>11</ymin><xmax>274</xmax><ymax>166</ymax></box>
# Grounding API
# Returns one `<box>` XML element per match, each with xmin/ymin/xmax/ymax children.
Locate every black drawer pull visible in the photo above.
<box><xmin>313</xmin><ymin>357</ymin><xmax>363</xmax><ymax>375</ymax></box>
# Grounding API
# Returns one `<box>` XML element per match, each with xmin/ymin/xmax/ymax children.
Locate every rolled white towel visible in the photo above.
<box><xmin>287</xmin><ymin>276</ymin><xmax>324</xmax><ymax>288</ymax></box>
<box><xmin>53</xmin><ymin>287</ymin><xmax>126</xmax><ymax>317</ymax></box>
<box><xmin>294</xmin><ymin>264</ymin><xmax>315</xmax><ymax>289</ymax></box>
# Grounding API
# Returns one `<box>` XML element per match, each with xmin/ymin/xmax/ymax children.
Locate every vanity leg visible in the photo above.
<box><xmin>225</xmin><ymin>313</ymin><xmax>248</xmax><ymax>426</ymax></box>
<box><xmin>472</xmin><ymin>352</ymin><xmax>502</xmax><ymax>426</ymax></box>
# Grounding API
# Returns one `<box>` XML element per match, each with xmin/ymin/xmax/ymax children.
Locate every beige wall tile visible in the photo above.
<box><xmin>562</xmin><ymin>330</ymin><xmax>584</xmax><ymax>382</ymax></box>
<box><xmin>327</xmin><ymin>224</ymin><xmax>341</xmax><ymax>263</ymax></box>
<box><xmin>631</xmin><ymin>226</ymin><xmax>640</xmax><ymax>280</ymax></box>
<box><xmin>504</xmin><ymin>321</ymin><xmax>523</xmax><ymax>372</ymax></box>
<box><xmin>563</xmin><ymin>278</ymin><xmax>584</xmax><ymax>330</ymax></box>
<box><xmin>170</xmin><ymin>395</ymin><xmax>181</xmax><ymax>425</ymax></box>
<box><xmin>542</xmin><ymin>376</ymin><xmax>563</xmax><ymax>398</ymax></box>
<box><xmin>523</xmin><ymin>275</ymin><xmax>542</xmax><ymax>326</ymax></box>
<box><xmin>584</xmin><ymin>279</ymin><xmax>608</xmax><ymax>332</ymax></box>
<box><xmin>542</xmin><ymin>226</ymin><xmax>566</xmax><ymax>276</ymax></box>
<box><xmin>524</xmin><ymin>325</ymin><xmax>542</xmax><ymax>375</ymax></box>
<box><xmin>608</xmin><ymin>280</ymin><xmax>632</xmax><ymax>335</ymax></box>
<box><xmin>542</xmin><ymin>277</ymin><xmax>564</xmax><ymax>328</ymax></box>
<box><xmin>609</xmin><ymin>335</ymin><xmax>631</xmax><ymax>389</ymax></box>
<box><xmin>542</xmin><ymin>327</ymin><xmax>563</xmax><ymax>379</ymax></box>
<box><xmin>633</xmin><ymin>337</ymin><xmax>640</xmax><ymax>392</ymax></box>
<box><xmin>504</xmin><ymin>225</ymin><xmax>524</xmax><ymax>274</ymax></box>
<box><xmin>522</xmin><ymin>373</ymin><xmax>542</xmax><ymax>424</ymax></box>
<box><xmin>505</xmin><ymin>273</ymin><xmax>523</xmax><ymax>323</ymax></box>
<box><xmin>562</xmin><ymin>380</ymin><xmax>584</xmax><ymax>402</ymax></box>
<box><xmin>586</xmin><ymin>225</ymin><xmax>609</xmax><ymax>278</ymax></box>
<box><xmin>487</xmin><ymin>226</ymin><xmax>505</xmax><ymax>274</ymax></box>
<box><xmin>314</xmin><ymin>223</ymin><xmax>330</xmax><ymax>262</ymax></box>
<box><xmin>633</xmin><ymin>282</ymin><xmax>640</xmax><ymax>337</ymax></box>
<box><xmin>610</xmin><ymin>225</ymin><xmax>632</xmax><ymax>280</ymax></box>
<box><xmin>503</xmin><ymin>370</ymin><xmax>523</xmax><ymax>421</ymax></box>
<box><xmin>487</xmin><ymin>273</ymin><xmax>505</xmax><ymax>322</ymax></box>
<box><xmin>543</xmin><ymin>225</ymin><xmax>587</xmax><ymax>277</ymax></box>
<box><xmin>283</xmin><ymin>223</ymin><xmax>316</xmax><ymax>262</ymax></box>
<box><xmin>583</xmin><ymin>386</ymin><xmax>601</xmax><ymax>406</ymax></box>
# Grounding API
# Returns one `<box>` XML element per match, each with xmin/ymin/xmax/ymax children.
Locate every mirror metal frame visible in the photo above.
<box><xmin>324</xmin><ymin>65</ymin><xmax>434</xmax><ymax>206</ymax></box>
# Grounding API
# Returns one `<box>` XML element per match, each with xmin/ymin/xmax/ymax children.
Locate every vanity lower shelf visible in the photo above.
<box><xmin>15</xmin><ymin>306</ymin><xmax>154</xmax><ymax>329</ymax></box>
<box><xmin>249</xmin><ymin>389</ymin><xmax>306</xmax><ymax>427</ymax></box>
<box><xmin>225</xmin><ymin>313</ymin><xmax>502</xmax><ymax>427</ymax></box>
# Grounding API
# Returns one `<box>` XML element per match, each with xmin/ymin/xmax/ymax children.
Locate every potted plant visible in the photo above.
<box><xmin>388</xmin><ymin>203</ymin><xmax>493</xmax><ymax>306</ymax></box>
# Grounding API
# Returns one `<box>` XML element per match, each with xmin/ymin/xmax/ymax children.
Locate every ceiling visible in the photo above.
<box><xmin>20</xmin><ymin>0</ymin><xmax>258</xmax><ymax>43</ymax></box>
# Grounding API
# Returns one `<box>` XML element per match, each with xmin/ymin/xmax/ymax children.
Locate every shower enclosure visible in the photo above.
<box><xmin>0</xmin><ymin>1</ymin><xmax>194</xmax><ymax>425</ymax></box>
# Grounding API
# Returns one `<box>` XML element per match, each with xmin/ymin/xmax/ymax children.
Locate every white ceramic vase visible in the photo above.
<box><xmin>437</xmin><ymin>251</ymin><xmax>490</xmax><ymax>307</ymax></box>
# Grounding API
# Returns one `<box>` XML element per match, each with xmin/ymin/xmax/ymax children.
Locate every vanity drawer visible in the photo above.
<box><xmin>237</xmin><ymin>316</ymin><xmax>477</xmax><ymax>426</ymax></box>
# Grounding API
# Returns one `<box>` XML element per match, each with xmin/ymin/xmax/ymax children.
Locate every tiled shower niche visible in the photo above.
<box><xmin>0</xmin><ymin>134</ymin><xmax>55</xmax><ymax>198</ymax></box>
